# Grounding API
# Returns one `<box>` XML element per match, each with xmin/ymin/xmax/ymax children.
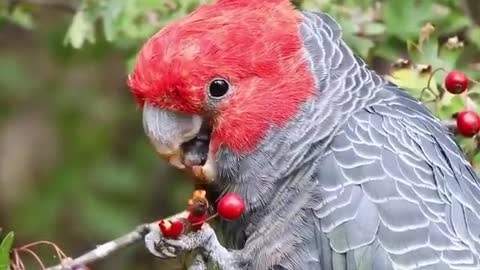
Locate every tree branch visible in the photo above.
<box><xmin>45</xmin><ymin>211</ymin><xmax>188</xmax><ymax>270</ymax></box>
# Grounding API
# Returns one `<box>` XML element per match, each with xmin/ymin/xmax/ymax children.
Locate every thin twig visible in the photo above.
<box><xmin>44</xmin><ymin>211</ymin><xmax>188</xmax><ymax>270</ymax></box>
<box><xmin>17</xmin><ymin>248</ymin><xmax>47</xmax><ymax>269</ymax></box>
<box><xmin>12</xmin><ymin>250</ymin><xmax>23</xmax><ymax>270</ymax></box>
<box><xmin>21</xmin><ymin>240</ymin><xmax>68</xmax><ymax>263</ymax></box>
<box><xmin>442</xmin><ymin>119</ymin><xmax>457</xmax><ymax>133</ymax></box>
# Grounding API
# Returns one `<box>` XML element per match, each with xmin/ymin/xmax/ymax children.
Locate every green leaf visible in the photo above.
<box><xmin>383</xmin><ymin>0</ymin><xmax>432</xmax><ymax>41</ymax></box>
<box><xmin>345</xmin><ymin>35</ymin><xmax>374</xmax><ymax>58</ymax></box>
<box><xmin>468</xmin><ymin>27</ymin><xmax>480</xmax><ymax>50</ymax></box>
<box><xmin>364</xmin><ymin>22</ymin><xmax>386</xmax><ymax>36</ymax></box>
<box><xmin>437</xmin><ymin>11</ymin><xmax>469</xmax><ymax>33</ymax></box>
<box><xmin>374</xmin><ymin>39</ymin><xmax>405</xmax><ymax>61</ymax></box>
<box><xmin>101</xmin><ymin>0</ymin><xmax>128</xmax><ymax>41</ymax></box>
<box><xmin>64</xmin><ymin>10</ymin><xmax>96</xmax><ymax>49</ymax></box>
<box><xmin>0</xmin><ymin>232</ymin><xmax>14</xmax><ymax>270</ymax></box>
<box><xmin>387</xmin><ymin>67</ymin><xmax>437</xmax><ymax>97</ymax></box>
<box><xmin>407</xmin><ymin>29</ymin><xmax>441</xmax><ymax>66</ymax></box>
<box><xmin>438</xmin><ymin>95</ymin><xmax>465</xmax><ymax>119</ymax></box>
<box><xmin>8</xmin><ymin>6</ymin><xmax>34</xmax><ymax>29</ymax></box>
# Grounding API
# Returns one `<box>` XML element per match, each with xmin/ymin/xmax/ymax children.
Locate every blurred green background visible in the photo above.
<box><xmin>1</xmin><ymin>0</ymin><xmax>480</xmax><ymax>269</ymax></box>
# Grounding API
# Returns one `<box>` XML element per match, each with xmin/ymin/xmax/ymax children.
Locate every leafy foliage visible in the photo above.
<box><xmin>0</xmin><ymin>232</ymin><xmax>14</xmax><ymax>270</ymax></box>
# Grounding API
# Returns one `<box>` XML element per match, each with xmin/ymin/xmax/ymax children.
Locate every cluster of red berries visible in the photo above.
<box><xmin>444</xmin><ymin>70</ymin><xmax>480</xmax><ymax>137</ymax></box>
<box><xmin>158</xmin><ymin>190</ymin><xmax>245</xmax><ymax>239</ymax></box>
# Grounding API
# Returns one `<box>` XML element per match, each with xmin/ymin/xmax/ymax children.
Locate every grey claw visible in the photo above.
<box><xmin>166</xmin><ymin>246</ymin><xmax>176</xmax><ymax>254</ymax></box>
<box><xmin>164</xmin><ymin>238</ymin><xmax>185</xmax><ymax>249</ymax></box>
<box><xmin>145</xmin><ymin>230</ymin><xmax>178</xmax><ymax>258</ymax></box>
<box><xmin>155</xmin><ymin>242</ymin><xmax>178</xmax><ymax>258</ymax></box>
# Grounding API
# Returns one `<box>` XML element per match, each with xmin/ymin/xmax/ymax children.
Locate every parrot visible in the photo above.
<box><xmin>127</xmin><ymin>0</ymin><xmax>480</xmax><ymax>269</ymax></box>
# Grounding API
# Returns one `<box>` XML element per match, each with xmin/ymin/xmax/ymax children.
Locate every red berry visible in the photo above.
<box><xmin>457</xmin><ymin>110</ymin><xmax>480</xmax><ymax>137</ymax></box>
<box><xmin>187</xmin><ymin>212</ymin><xmax>207</xmax><ymax>231</ymax></box>
<box><xmin>158</xmin><ymin>219</ymin><xmax>184</xmax><ymax>239</ymax></box>
<box><xmin>217</xmin><ymin>193</ymin><xmax>245</xmax><ymax>221</ymax></box>
<box><xmin>445</xmin><ymin>70</ymin><xmax>469</xmax><ymax>94</ymax></box>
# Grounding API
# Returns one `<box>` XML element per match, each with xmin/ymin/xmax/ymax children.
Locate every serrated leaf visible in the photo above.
<box><xmin>0</xmin><ymin>232</ymin><xmax>14</xmax><ymax>270</ymax></box>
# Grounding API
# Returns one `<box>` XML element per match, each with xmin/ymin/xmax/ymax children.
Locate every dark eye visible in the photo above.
<box><xmin>208</xmin><ymin>79</ymin><xmax>230</xmax><ymax>98</ymax></box>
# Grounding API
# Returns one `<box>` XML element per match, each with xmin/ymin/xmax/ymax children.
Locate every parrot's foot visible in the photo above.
<box><xmin>162</xmin><ymin>225</ymin><xmax>215</xmax><ymax>253</ymax></box>
<box><xmin>145</xmin><ymin>225</ymin><xmax>177</xmax><ymax>258</ymax></box>
<box><xmin>145</xmin><ymin>223</ymin><xmax>241</xmax><ymax>270</ymax></box>
<box><xmin>145</xmin><ymin>223</ymin><xmax>214</xmax><ymax>258</ymax></box>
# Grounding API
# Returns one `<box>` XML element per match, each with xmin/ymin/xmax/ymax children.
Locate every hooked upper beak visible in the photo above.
<box><xmin>143</xmin><ymin>102</ymin><xmax>203</xmax><ymax>169</ymax></box>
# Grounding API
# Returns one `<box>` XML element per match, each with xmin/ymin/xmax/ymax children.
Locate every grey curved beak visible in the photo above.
<box><xmin>143</xmin><ymin>102</ymin><xmax>202</xmax><ymax>168</ymax></box>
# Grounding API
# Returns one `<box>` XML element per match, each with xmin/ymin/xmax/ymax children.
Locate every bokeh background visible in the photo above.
<box><xmin>1</xmin><ymin>0</ymin><xmax>480</xmax><ymax>269</ymax></box>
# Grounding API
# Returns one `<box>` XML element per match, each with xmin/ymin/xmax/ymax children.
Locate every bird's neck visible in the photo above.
<box><xmin>212</xmin><ymin>98</ymin><xmax>327</xmax><ymax>247</ymax></box>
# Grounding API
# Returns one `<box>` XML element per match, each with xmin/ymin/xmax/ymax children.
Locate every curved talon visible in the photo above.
<box><xmin>164</xmin><ymin>238</ymin><xmax>186</xmax><ymax>250</ymax></box>
<box><xmin>155</xmin><ymin>242</ymin><xmax>178</xmax><ymax>258</ymax></box>
<box><xmin>145</xmin><ymin>230</ymin><xmax>178</xmax><ymax>258</ymax></box>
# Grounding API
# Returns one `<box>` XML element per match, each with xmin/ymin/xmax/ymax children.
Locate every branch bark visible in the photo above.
<box><xmin>45</xmin><ymin>211</ymin><xmax>188</xmax><ymax>270</ymax></box>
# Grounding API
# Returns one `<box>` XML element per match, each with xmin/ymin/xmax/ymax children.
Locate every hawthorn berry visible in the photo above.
<box><xmin>445</xmin><ymin>70</ymin><xmax>469</xmax><ymax>94</ymax></box>
<box><xmin>187</xmin><ymin>211</ymin><xmax>207</xmax><ymax>231</ymax></box>
<box><xmin>217</xmin><ymin>193</ymin><xmax>245</xmax><ymax>220</ymax></box>
<box><xmin>158</xmin><ymin>219</ymin><xmax>184</xmax><ymax>239</ymax></box>
<box><xmin>457</xmin><ymin>110</ymin><xmax>480</xmax><ymax>137</ymax></box>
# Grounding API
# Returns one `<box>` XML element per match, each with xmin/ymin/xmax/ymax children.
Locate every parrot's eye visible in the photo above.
<box><xmin>208</xmin><ymin>79</ymin><xmax>230</xmax><ymax>98</ymax></box>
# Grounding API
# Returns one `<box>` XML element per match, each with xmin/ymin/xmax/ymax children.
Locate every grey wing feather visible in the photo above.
<box><xmin>313</xmin><ymin>85</ymin><xmax>480</xmax><ymax>270</ymax></box>
<box><xmin>299</xmin><ymin>10</ymin><xmax>480</xmax><ymax>270</ymax></box>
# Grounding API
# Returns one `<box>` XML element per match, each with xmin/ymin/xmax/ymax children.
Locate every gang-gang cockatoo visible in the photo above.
<box><xmin>127</xmin><ymin>0</ymin><xmax>480</xmax><ymax>269</ymax></box>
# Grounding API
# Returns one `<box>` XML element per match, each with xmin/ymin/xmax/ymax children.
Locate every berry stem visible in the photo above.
<box><xmin>191</xmin><ymin>213</ymin><xmax>219</xmax><ymax>226</ymax></box>
<box><xmin>469</xmin><ymin>77</ymin><xmax>480</xmax><ymax>86</ymax></box>
<box><xmin>420</xmin><ymin>67</ymin><xmax>445</xmax><ymax>102</ymax></box>
<box><xmin>427</xmin><ymin>67</ymin><xmax>445</xmax><ymax>90</ymax></box>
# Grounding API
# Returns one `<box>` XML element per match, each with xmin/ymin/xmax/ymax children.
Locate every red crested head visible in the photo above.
<box><xmin>128</xmin><ymin>0</ymin><xmax>315</xmax><ymax>154</ymax></box>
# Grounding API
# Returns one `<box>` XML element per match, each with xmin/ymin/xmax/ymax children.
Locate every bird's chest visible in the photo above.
<box><xmin>217</xmin><ymin>208</ymin><xmax>322</xmax><ymax>270</ymax></box>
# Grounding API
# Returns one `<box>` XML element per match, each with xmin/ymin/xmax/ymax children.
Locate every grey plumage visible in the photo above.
<box><xmin>144</xmin><ymin>8</ymin><xmax>480</xmax><ymax>270</ymax></box>
<box><xmin>209</xmin><ymin>11</ymin><xmax>480</xmax><ymax>270</ymax></box>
